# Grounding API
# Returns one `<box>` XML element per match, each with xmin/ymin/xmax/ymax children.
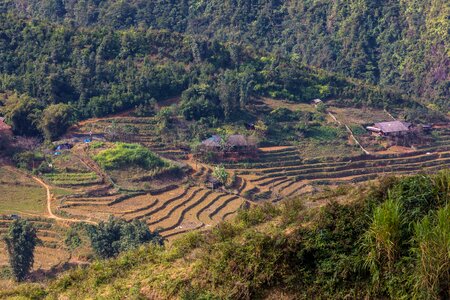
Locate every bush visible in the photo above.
<box><xmin>93</xmin><ymin>143</ymin><xmax>166</xmax><ymax>170</ymax></box>
<box><xmin>87</xmin><ymin>216</ymin><xmax>163</xmax><ymax>259</ymax></box>
<box><xmin>412</xmin><ymin>204</ymin><xmax>450</xmax><ymax>299</ymax></box>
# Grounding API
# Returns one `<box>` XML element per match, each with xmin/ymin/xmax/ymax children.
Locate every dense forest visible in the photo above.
<box><xmin>1</xmin><ymin>0</ymin><xmax>448</xmax><ymax>110</ymax></box>
<box><xmin>2</xmin><ymin>3</ymin><xmax>427</xmax><ymax>139</ymax></box>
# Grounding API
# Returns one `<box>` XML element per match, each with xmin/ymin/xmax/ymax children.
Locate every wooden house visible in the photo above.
<box><xmin>199</xmin><ymin>134</ymin><xmax>258</xmax><ymax>161</ymax></box>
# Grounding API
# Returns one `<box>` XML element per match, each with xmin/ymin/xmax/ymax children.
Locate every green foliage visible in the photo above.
<box><xmin>305</xmin><ymin>125</ymin><xmax>347</xmax><ymax>141</ymax></box>
<box><xmin>38</xmin><ymin>103</ymin><xmax>75</xmax><ymax>140</ymax></box>
<box><xmin>3</xmin><ymin>219</ymin><xmax>38</xmax><ymax>281</ymax></box>
<box><xmin>363</xmin><ymin>197</ymin><xmax>403</xmax><ymax>281</ymax></box>
<box><xmin>180</xmin><ymin>84</ymin><xmax>223</xmax><ymax>121</ymax></box>
<box><xmin>316</xmin><ymin>102</ymin><xmax>327</xmax><ymax>114</ymax></box>
<box><xmin>87</xmin><ymin>216</ymin><xmax>163</xmax><ymax>259</ymax></box>
<box><xmin>412</xmin><ymin>204</ymin><xmax>450</xmax><ymax>299</ymax></box>
<box><xmin>64</xmin><ymin>228</ymin><xmax>82</xmax><ymax>250</ymax></box>
<box><xmin>0</xmin><ymin>94</ymin><xmax>42</xmax><ymax>136</ymax></box>
<box><xmin>212</xmin><ymin>165</ymin><xmax>228</xmax><ymax>185</ymax></box>
<box><xmin>93</xmin><ymin>143</ymin><xmax>167</xmax><ymax>170</ymax></box>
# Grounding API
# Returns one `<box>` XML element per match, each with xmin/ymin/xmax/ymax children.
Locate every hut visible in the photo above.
<box><xmin>226</xmin><ymin>134</ymin><xmax>257</xmax><ymax>154</ymax></box>
<box><xmin>311</xmin><ymin>99</ymin><xmax>323</xmax><ymax>106</ymax></box>
<box><xmin>200</xmin><ymin>135</ymin><xmax>223</xmax><ymax>151</ymax></box>
<box><xmin>198</xmin><ymin>134</ymin><xmax>258</xmax><ymax>161</ymax></box>
<box><xmin>367</xmin><ymin>121</ymin><xmax>412</xmax><ymax>137</ymax></box>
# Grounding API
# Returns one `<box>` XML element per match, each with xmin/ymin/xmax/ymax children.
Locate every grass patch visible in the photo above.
<box><xmin>305</xmin><ymin>125</ymin><xmax>347</xmax><ymax>141</ymax></box>
<box><xmin>93</xmin><ymin>143</ymin><xmax>167</xmax><ymax>170</ymax></box>
<box><xmin>0</xmin><ymin>185</ymin><xmax>46</xmax><ymax>214</ymax></box>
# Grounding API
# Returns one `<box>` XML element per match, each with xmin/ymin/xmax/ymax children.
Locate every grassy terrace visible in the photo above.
<box><xmin>0</xmin><ymin>166</ymin><xmax>46</xmax><ymax>214</ymax></box>
<box><xmin>44</xmin><ymin>172</ymin><xmax>100</xmax><ymax>187</ymax></box>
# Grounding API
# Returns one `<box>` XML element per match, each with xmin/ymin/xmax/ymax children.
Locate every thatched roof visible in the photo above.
<box><xmin>374</xmin><ymin>121</ymin><xmax>411</xmax><ymax>133</ymax></box>
<box><xmin>227</xmin><ymin>135</ymin><xmax>248</xmax><ymax>147</ymax></box>
<box><xmin>201</xmin><ymin>135</ymin><xmax>223</xmax><ymax>148</ymax></box>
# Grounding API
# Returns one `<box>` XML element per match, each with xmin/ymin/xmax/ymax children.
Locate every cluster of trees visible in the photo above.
<box><xmin>3</xmin><ymin>0</ymin><xmax>448</xmax><ymax>111</ymax></box>
<box><xmin>87</xmin><ymin>216</ymin><xmax>163</xmax><ymax>259</ymax></box>
<box><xmin>1</xmin><ymin>216</ymin><xmax>162</xmax><ymax>282</ymax></box>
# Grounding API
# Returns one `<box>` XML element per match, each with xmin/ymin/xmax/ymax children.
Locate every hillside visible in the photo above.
<box><xmin>2</xmin><ymin>0</ymin><xmax>449</xmax><ymax>110</ymax></box>
<box><xmin>0</xmin><ymin>1</ymin><xmax>449</xmax><ymax>298</ymax></box>
<box><xmin>1</xmin><ymin>171</ymin><xmax>449</xmax><ymax>299</ymax></box>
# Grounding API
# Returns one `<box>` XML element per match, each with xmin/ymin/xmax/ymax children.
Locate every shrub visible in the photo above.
<box><xmin>412</xmin><ymin>204</ymin><xmax>450</xmax><ymax>299</ymax></box>
<box><xmin>87</xmin><ymin>216</ymin><xmax>163</xmax><ymax>259</ymax></box>
<box><xmin>362</xmin><ymin>196</ymin><xmax>403</xmax><ymax>281</ymax></box>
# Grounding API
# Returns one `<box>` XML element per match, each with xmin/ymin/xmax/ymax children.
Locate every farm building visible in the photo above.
<box><xmin>54</xmin><ymin>143</ymin><xmax>73</xmax><ymax>151</ymax></box>
<box><xmin>198</xmin><ymin>134</ymin><xmax>258</xmax><ymax>161</ymax></box>
<box><xmin>367</xmin><ymin>121</ymin><xmax>413</xmax><ymax>137</ymax></box>
<box><xmin>201</xmin><ymin>135</ymin><xmax>223</xmax><ymax>150</ymax></box>
<box><xmin>227</xmin><ymin>135</ymin><xmax>257</xmax><ymax>152</ymax></box>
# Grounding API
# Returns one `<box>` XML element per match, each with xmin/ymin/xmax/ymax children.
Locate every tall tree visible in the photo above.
<box><xmin>3</xmin><ymin>219</ymin><xmax>38</xmax><ymax>282</ymax></box>
<box><xmin>39</xmin><ymin>103</ymin><xmax>75</xmax><ymax>141</ymax></box>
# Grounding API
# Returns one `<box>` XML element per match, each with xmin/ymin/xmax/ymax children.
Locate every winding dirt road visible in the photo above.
<box><xmin>31</xmin><ymin>175</ymin><xmax>97</xmax><ymax>225</ymax></box>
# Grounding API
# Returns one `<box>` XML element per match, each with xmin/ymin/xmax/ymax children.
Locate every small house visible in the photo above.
<box><xmin>226</xmin><ymin>134</ymin><xmax>257</xmax><ymax>154</ymax></box>
<box><xmin>206</xmin><ymin>177</ymin><xmax>222</xmax><ymax>190</ymax></box>
<box><xmin>367</xmin><ymin>121</ymin><xmax>413</xmax><ymax>137</ymax></box>
<box><xmin>198</xmin><ymin>134</ymin><xmax>258</xmax><ymax>161</ymax></box>
<box><xmin>201</xmin><ymin>135</ymin><xmax>223</xmax><ymax>151</ymax></box>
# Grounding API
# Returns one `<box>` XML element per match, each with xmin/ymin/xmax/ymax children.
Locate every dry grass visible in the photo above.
<box><xmin>0</xmin><ymin>166</ymin><xmax>46</xmax><ymax>214</ymax></box>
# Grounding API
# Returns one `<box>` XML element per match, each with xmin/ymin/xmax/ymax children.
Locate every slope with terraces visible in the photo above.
<box><xmin>51</xmin><ymin>113</ymin><xmax>450</xmax><ymax>240</ymax></box>
<box><xmin>0</xmin><ymin>217</ymin><xmax>71</xmax><ymax>271</ymax></box>
<box><xmin>223</xmin><ymin>126</ymin><xmax>450</xmax><ymax>200</ymax></box>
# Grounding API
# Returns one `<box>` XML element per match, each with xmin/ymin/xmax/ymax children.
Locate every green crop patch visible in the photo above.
<box><xmin>93</xmin><ymin>143</ymin><xmax>167</xmax><ymax>170</ymax></box>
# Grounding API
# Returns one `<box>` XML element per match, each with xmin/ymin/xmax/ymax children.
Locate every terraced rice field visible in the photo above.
<box><xmin>74</xmin><ymin>116</ymin><xmax>187</xmax><ymax>160</ymax></box>
<box><xmin>44</xmin><ymin>172</ymin><xmax>101</xmax><ymax>187</ymax></box>
<box><xmin>223</xmin><ymin>130</ymin><xmax>450</xmax><ymax>200</ymax></box>
<box><xmin>57</xmin><ymin>116</ymin><xmax>450</xmax><ymax>240</ymax></box>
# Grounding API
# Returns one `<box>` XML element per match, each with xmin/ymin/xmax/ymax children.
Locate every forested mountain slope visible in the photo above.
<box><xmin>3</xmin><ymin>0</ymin><xmax>449</xmax><ymax>109</ymax></box>
<box><xmin>3</xmin><ymin>10</ymin><xmax>426</xmax><ymax>138</ymax></box>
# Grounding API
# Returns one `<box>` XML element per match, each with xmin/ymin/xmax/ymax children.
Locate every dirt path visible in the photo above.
<box><xmin>259</xmin><ymin>146</ymin><xmax>293</xmax><ymax>152</ymax></box>
<box><xmin>328</xmin><ymin>111</ymin><xmax>371</xmax><ymax>155</ymax></box>
<box><xmin>31</xmin><ymin>175</ymin><xmax>97</xmax><ymax>225</ymax></box>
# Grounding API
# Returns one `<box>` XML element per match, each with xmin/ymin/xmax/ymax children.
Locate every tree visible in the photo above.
<box><xmin>87</xmin><ymin>216</ymin><xmax>163</xmax><ymax>259</ymax></box>
<box><xmin>213</xmin><ymin>165</ymin><xmax>229</xmax><ymax>185</ymax></box>
<box><xmin>1</xmin><ymin>94</ymin><xmax>42</xmax><ymax>136</ymax></box>
<box><xmin>3</xmin><ymin>219</ymin><xmax>38</xmax><ymax>281</ymax></box>
<box><xmin>39</xmin><ymin>103</ymin><xmax>75</xmax><ymax>140</ymax></box>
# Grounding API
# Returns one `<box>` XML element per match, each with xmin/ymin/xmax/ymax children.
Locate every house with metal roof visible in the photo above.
<box><xmin>367</xmin><ymin>121</ymin><xmax>412</xmax><ymax>136</ymax></box>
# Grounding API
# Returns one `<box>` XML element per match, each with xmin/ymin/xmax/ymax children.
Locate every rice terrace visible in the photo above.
<box><xmin>1</xmin><ymin>95</ymin><xmax>449</xmax><ymax>286</ymax></box>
